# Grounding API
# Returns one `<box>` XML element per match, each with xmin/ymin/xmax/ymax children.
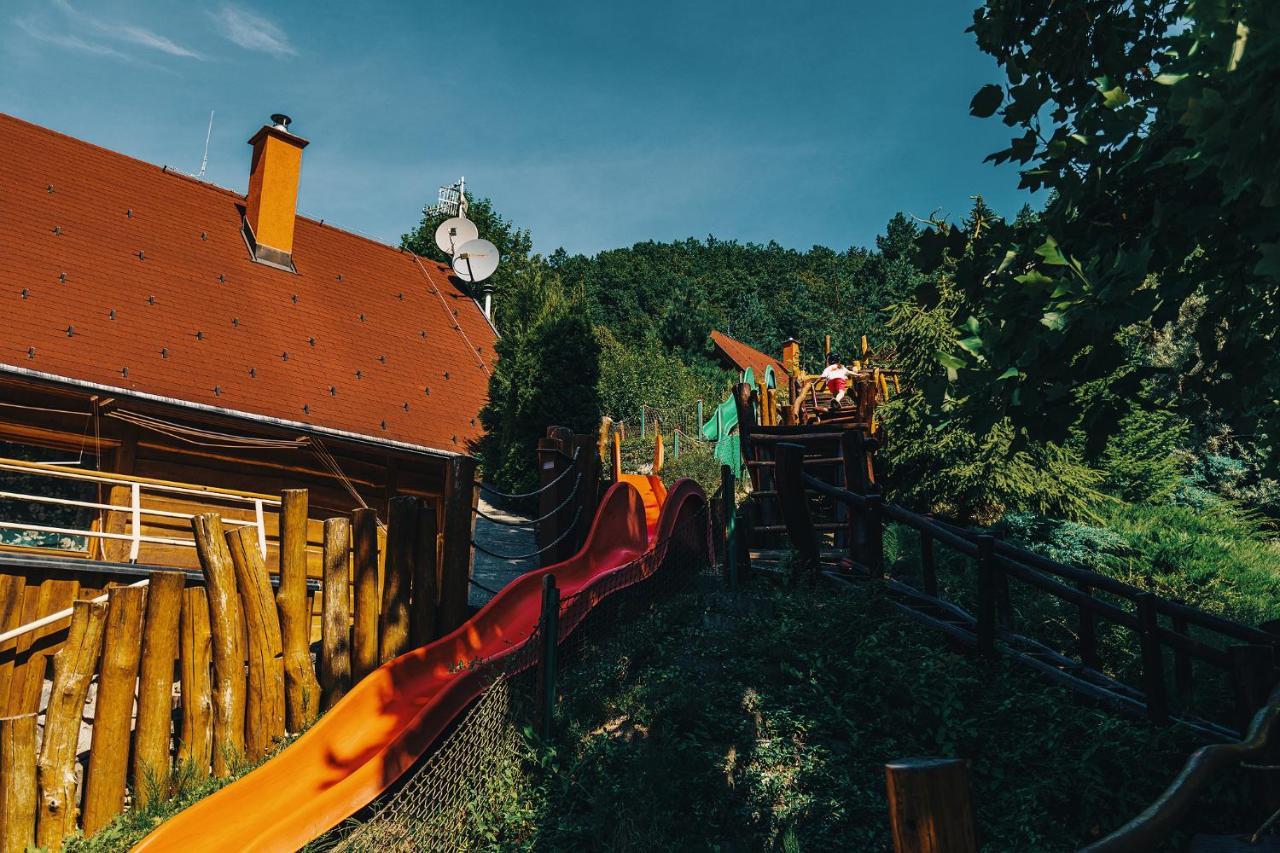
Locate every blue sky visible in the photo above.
<box><xmin>1</xmin><ymin>0</ymin><xmax>1031</xmax><ymax>256</ymax></box>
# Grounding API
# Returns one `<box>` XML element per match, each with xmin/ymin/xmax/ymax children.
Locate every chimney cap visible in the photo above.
<box><xmin>270</xmin><ymin>113</ymin><xmax>292</xmax><ymax>132</ymax></box>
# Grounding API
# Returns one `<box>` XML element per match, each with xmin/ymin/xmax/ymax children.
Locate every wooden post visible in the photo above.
<box><xmin>1</xmin><ymin>714</ymin><xmax>37</xmax><ymax>853</ymax></box>
<box><xmin>1170</xmin><ymin>612</ymin><xmax>1193</xmax><ymax>697</ymax></box>
<box><xmin>611</xmin><ymin>429</ymin><xmax>623</xmax><ymax>482</ymax></box>
<box><xmin>226</xmin><ymin>526</ymin><xmax>286</xmax><ymax>760</ymax></box>
<box><xmin>536</xmin><ymin>438</ymin><xmax>568</xmax><ymax>567</ymax></box>
<box><xmin>133</xmin><ymin>571</ymin><xmax>184</xmax><ymax>808</ymax></box>
<box><xmin>351</xmin><ymin>507</ymin><xmax>380</xmax><ymax>683</ymax></box>
<box><xmin>920</xmin><ymin>531</ymin><xmax>937</xmax><ymax>598</ymax></box>
<box><xmin>1135</xmin><ymin>593</ymin><xmax>1169</xmax><ymax>725</ymax></box>
<box><xmin>439</xmin><ymin>456</ymin><xmax>478</xmax><ymax>635</ymax></box>
<box><xmin>975</xmin><ymin>536</ymin><xmax>996</xmax><ymax>657</ymax></box>
<box><xmin>0</xmin><ymin>574</ymin><xmax>26</xmax><ymax>717</ymax></box>
<box><xmin>380</xmin><ymin>495</ymin><xmax>418</xmax><ymax>664</ymax></box>
<box><xmin>732</xmin><ymin>383</ymin><xmax>755</xmax><ymax>485</ymax></box>
<box><xmin>884</xmin><ymin>757</ymin><xmax>978</xmax><ymax>853</ymax></box>
<box><xmin>721</xmin><ymin>464</ymin><xmax>737</xmax><ymax>591</ymax></box>
<box><xmin>1230</xmin><ymin>643</ymin><xmax>1275</xmax><ymax>736</ymax></box>
<box><xmin>410</xmin><ymin>500</ymin><xmax>439</xmax><ymax>647</ymax></box>
<box><xmin>864</xmin><ymin>495</ymin><xmax>885</xmax><ymax>580</ymax></box>
<box><xmin>534</xmin><ymin>574</ymin><xmax>559</xmax><ymax>739</ymax></box>
<box><xmin>321</xmin><ymin>518</ymin><xmax>352</xmax><ymax>710</ymax></box>
<box><xmin>1077</xmin><ymin>582</ymin><xmax>1101</xmax><ymax>671</ymax></box>
<box><xmin>36</xmin><ymin>599</ymin><xmax>107</xmax><ymax>849</ymax></box>
<box><xmin>83</xmin><ymin>584</ymin><xmax>147</xmax><ymax>836</ymax></box>
<box><xmin>775</xmin><ymin>442</ymin><xmax>820</xmax><ymax>582</ymax></box>
<box><xmin>191</xmin><ymin>513</ymin><xmax>245</xmax><ymax>776</ymax></box>
<box><xmin>278</xmin><ymin>489</ymin><xmax>320</xmax><ymax>731</ymax></box>
<box><xmin>178</xmin><ymin>586</ymin><xmax>213</xmax><ymax>780</ymax></box>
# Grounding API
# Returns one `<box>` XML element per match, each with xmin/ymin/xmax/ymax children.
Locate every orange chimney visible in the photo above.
<box><xmin>243</xmin><ymin>114</ymin><xmax>307</xmax><ymax>270</ymax></box>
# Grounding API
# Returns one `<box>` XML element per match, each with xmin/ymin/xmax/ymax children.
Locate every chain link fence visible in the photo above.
<box><xmin>317</xmin><ymin>500</ymin><xmax>714</xmax><ymax>852</ymax></box>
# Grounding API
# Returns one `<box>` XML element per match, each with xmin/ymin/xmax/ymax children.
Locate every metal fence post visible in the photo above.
<box><xmin>534</xmin><ymin>574</ymin><xmax>560</xmax><ymax>739</ymax></box>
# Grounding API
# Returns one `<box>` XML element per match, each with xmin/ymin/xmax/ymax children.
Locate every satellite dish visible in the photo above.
<box><xmin>452</xmin><ymin>238</ymin><xmax>500</xmax><ymax>283</ymax></box>
<box><xmin>434</xmin><ymin>216</ymin><xmax>479</xmax><ymax>256</ymax></box>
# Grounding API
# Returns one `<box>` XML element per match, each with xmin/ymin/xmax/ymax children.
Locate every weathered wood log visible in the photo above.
<box><xmin>884</xmin><ymin>757</ymin><xmax>978</xmax><ymax>853</ymax></box>
<box><xmin>10</xmin><ymin>576</ymin><xmax>80</xmax><ymax>715</ymax></box>
<box><xmin>321</xmin><ymin>517</ymin><xmax>352</xmax><ymax>710</ymax></box>
<box><xmin>83</xmin><ymin>584</ymin><xmax>147</xmax><ymax>836</ymax></box>
<box><xmin>439</xmin><ymin>456</ymin><xmax>478</xmax><ymax>635</ymax></box>
<box><xmin>351</xmin><ymin>507</ymin><xmax>380</xmax><ymax>683</ymax></box>
<box><xmin>36</xmin><ymin>598</ymin><xmax>107</xmax><ymax>850</ymax></box>
<box><xmin>178</xmin><ymin>586</ymin><xmax>213</xmax><ymax>780</ymax></box>
<box><xmin>226</xmin><ymin>526</ymin><xmax>286</xmax><ymax>760</ymax></box>
<box><xmin>0</xmin><ymin>574</ymin><xmax>25</xmax><ymax>717</ymax></box>
<box><xmin>278</xmin><ymin>489</ymin><xmax>320</xmax><ymax>731</ymax></box>
<box><xmin>1</xmin><ymin>713</ymin><xmax>37</xmax><ymax>853</ymax></box>
<box><xmin>409</xmin><ymin>500</ymin><xmax>438</xmax><ymax>647</ymax></box>
<box><xmin>133</xmin><ymin>571</ymin><xmax>183</xmax><ymax>808</ymax></box>
<box><xmin>191</xmin><ymin>513</ymin><xmax>245</xmax><ymax>776</ymax></box>
<box><xmin>379</xmin><ymin>496</ymin><xmax>417</xmax><ymax>664</ymax></box>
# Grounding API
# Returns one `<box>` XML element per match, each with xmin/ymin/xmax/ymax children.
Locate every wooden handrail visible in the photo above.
<box><xmin>1080</xmin><ymin>684</ymin><xmax>1280</xmax><ymax>852</ymax></box>
<box><xmin>0</xmin><ymin>456</ymin><xmax>280</xmax><ymax>504</ymax></box>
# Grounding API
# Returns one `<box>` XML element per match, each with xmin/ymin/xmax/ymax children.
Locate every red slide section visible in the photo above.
<box><xmin>134</xmin><ymin>475</ymin><xmax>706</xmax><ymax>853</ymax></box>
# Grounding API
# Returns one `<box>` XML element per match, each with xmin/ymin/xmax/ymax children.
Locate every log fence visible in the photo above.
<box><xmin>0</xmin><ymin>482</ymin><xmax>474</xmax><ymax>850</ymax></box>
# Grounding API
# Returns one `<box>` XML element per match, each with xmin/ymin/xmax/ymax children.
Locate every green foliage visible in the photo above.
<box><xmin>596</xmin><ymin>329</ymin><xmax>725</xmax><ymax>429</ymax></box>
<box><xmin>939</xmin><ymin>1</ymin><xmax>1280</xmax><ymax>469</ymax></box>
<box><xmin>466</xmin><ymin>585</ymin><xmax>1249</xmax><ymax>851</ymax></box>
<box><xmin>1098</xmin><ymin>405</ymin><xmax>1189</xmax><ymax>503</ymax></box>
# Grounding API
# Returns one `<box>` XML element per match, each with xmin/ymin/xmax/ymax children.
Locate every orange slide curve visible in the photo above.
<box><xmin>134</xmin><ymin>475</ymin><xmax>707</xmax><ymax>853</ymax></box>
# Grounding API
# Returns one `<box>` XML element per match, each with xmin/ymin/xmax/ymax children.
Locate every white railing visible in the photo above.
<box><xmin>0</xmin><ymin>457</ymin><xmax>278</xmax><ymax>562</ymax></box>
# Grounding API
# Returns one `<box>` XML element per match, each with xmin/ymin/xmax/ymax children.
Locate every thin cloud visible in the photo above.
<box><xmin>15</xmin><ymin>16</ymin><xmax>136</xmax><ymax>62</ymax></box>
<box><xmin>210</xmin><ymin>4</ymin><xmax>297</xmax><ymax>57</ymax></box>
<box><xmin>46</xmin><ymin>0</ymin><xmax>203</xmax><ymax>60</ymax></box>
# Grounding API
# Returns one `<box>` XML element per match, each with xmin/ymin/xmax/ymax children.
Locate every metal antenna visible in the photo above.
<box><xmin>197</xmin><ymin>110</ymin><xmax>214</xmax><ymax>179</ymax></box>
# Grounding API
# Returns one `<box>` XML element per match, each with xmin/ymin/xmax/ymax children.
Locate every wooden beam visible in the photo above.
<box><xmin>379</xmin><ymin>496</ymin><xmax>417</xmax><ymax>664</ymax></box>
<box><xmin>277</xmin><ymin>489</ymin><xmax>319</xmax><ymax>730</ymax></box>
<box><xmin>884</xmin><ymin>757</ymin><xmax>978</xmax><ymax>853</ymax></box>
<box><xmin>350</xmin><ymin>508</ymin><xmax>380</xmax><ymax>683</ymax></box>
<box><xmin>0</xmin><ymin>714</ymin><xmax>37</xmax><ymax>853</ymax></box>
<box><xmin>178</xmin><ymin>586</ymin><xmax>213</xmax><ymax>780</ymax></box>
<box><xmin>133</xmin><ymin>571</ymin><xmax>184</xmax><ymax>809</ymax></box>
<box><xmin>191</xmin><ymin>513</ymin><xmax>245</xmax><ymax>776</ymax></box>
<box><xmin>438</xmin><ymin>456</ymin><xmax>477</xmax><ymax>635</ymax></box>
<box><xmin>321</xmin><ymin>518</ymin><xmax>352</xmax><ymax>709</ymax></box>
<box><xmin>83</xmin><ymin>584</ymin><xmax>147</xmax><ymax>836</ymax></box>
<box><xmin>225</xmin><ymin>526</ymin><xmax>286</xmax><ymax>760</ymax></box>
<box><xmin>409</xmin><ymin>500</ymin><xmax>438</xmax><ymax>647</ymax></box>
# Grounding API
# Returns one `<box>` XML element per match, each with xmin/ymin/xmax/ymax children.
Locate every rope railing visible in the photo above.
<box><xmin>477</xmin><ymin>446</ymin><xmax>581</xmax><ymax>502</ymax></box>
<box><xmin>473</xmin><ymin>475</ymin><xmax>581</xmax><ymax>527</ymax></box>
<box><xmin>471</xmin><ymin>506</ymin><xmax>583</xmax><ymax>562</ymax></box>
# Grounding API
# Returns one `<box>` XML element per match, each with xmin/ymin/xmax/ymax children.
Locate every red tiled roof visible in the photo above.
<box><xmin>709</xmin><ymin>330</ymin><xmax>785</xmax><ymax>381</ymax></box>
<box><xmin>0</xmin><ymin>113</ymin><xmax>497</xmax><ymax>456</ymax></box>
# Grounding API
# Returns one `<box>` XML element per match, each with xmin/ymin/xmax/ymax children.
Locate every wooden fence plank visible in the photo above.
<box><xmin>278</xmin><ymin>489</ymin><xmax>320</xmax><ymax>731</ymax></box>
<box><xmin>1136</xmin><ymin>593</ymin><xmax>1170</xmax><ymax>725</ymax></box>
<box><xmin>410</xmin><ymin>500</ymin><xmax>438</xmax><ymax>647</ymax></box>
<box><xmin>191</xmin><ymin>513</ymin><xmax>245</xmax><ymax>776</ymax></box>
<box><xmin>133</xmin><ymin>571</ymin><xmax>184</xmax><ymax>808</ymax></box>
<box><xmin>82</xmin><ymin>583</ymin><xmax>146</xmax><ymax>836</ymax></box>
<box><xmin>226</xmin><ymin>526</ymin><xmax>286</xmax><ymax>760</ymax></box>
<box><xmin>0</xmin><ymin>574</ymin><xmax>25</xmax><ymax>717</ymax></box>
<box><xmin>178</xmin><ymin>586</ymin><xmax>213</xmax><ymax>780</ymax></box>
<box><xmin>321</xmin><ymin>517</ymin><xmax>352</xmax><ymax>710</ymax></box>
<box><xmin>1</xmin><ymin>714</ymin><xmax>37</xmax><ymax>853</ymax></box>
<box><xmin>36</xmin><ymin>599</ymin><xmax>107</xmax><ymax>850</ymax></box>
<box><xmin>351</xmin><ymin>507</ymin><xmax>380</xmax><ymax>683</ymax></box>
<box><xmin>379</xmin><ymin>496</ymin><xmax>417</xmax><ymax>664</ymax></box>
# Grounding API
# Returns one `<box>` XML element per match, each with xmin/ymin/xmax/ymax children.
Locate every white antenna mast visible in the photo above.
<box><xmin>197</xmin><ymin>110</ymin><xmax>214</xmax><ymax>179</ymax></box>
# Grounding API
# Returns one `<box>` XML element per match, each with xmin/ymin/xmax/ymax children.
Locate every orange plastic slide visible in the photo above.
<box><xmin>134</xmin><ymin>475</ymin><xmax>705</xmax><ymax>853</ymax></box>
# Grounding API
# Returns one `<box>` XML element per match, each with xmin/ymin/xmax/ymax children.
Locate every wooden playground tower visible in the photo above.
<box><xmin>729</xmin><ymin>334</ymin><xmax>901</xmax><ymax>576</ymax></box>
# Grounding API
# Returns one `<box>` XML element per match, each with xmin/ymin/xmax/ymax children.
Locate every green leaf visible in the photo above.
<box><xmin>1100</xmin><ymin>86</ymin><xmax>1130</xmax><ymax>109</ymax></box>
<box><xmin>936</xmin><ymin>350</ymin><xmax>966</xmax><ymax>370</ymax></box>
<box><xmin>1035</xmin><ymin>237</ymin><xmax>1069</xmax><ymax>266</ymax></box>
<box><xmin>1155</xmin><ymin>73</ymin><xmax>1187</xmax><ymax>86</ymax></box>
<box><xmin>958</xmin><ymin>336</ymin><xmax>984</xmax><ymax>356</ymax></box>
<box><xmin>969</xmin><ymin>84</ymin><xmax>1004</xmax><ymax>118</ymax></box>
<box><xmin>1015</xmin><ymin>269</ymin><xmax>1054</xmax><ymax>287</ymax></box>
<box><xmin>997</xmin><ymin>367</ymin><xmax>1021</xmax><ymax>381</ymax></box>
<box><xmin>1040</xmin><ymin>311</ymin><xmax>1067</xmax><ymax>331</ymax></box>
<box><xmin>961</xmin><ymin>315</ymin><xmax>980</xmax><ymax>335</ymax></box>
